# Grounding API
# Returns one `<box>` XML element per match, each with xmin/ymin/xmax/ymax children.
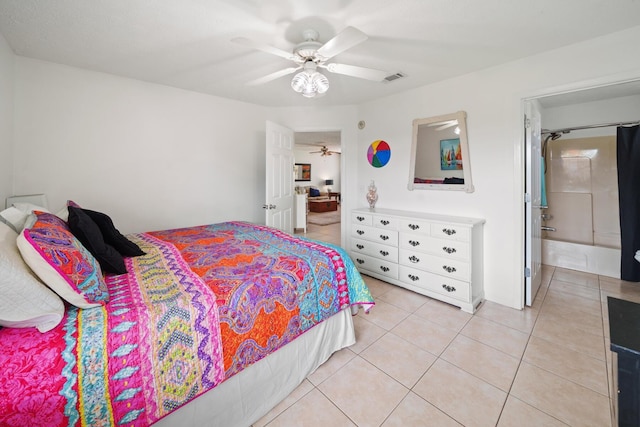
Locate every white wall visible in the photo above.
<box><xmin>542</xmin><ymin>94</ymin><xmax>640</xmax><ymax>138</ymax></box>
<box><xmin>356</xmin><ymin>25</ymin><xmax>640</xmax><ymax>309</ymax></box>
<box><xmin>13</xmin><ymin>57</ymin><xmax>269</xmax><ymax>233</ymax></box>
<box><xmin>0</xmin><ymin>33</ymin><xmax>13</xmax><ymax>205</ymax></box>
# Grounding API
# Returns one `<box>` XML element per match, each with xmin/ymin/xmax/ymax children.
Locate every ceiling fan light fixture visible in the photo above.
<box><xmin>291</xmin><ymin>60</ymin><xmax>329</xmax><ymax>98</ymax></box>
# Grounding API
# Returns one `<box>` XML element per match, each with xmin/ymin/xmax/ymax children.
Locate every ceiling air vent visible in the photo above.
<box><xmin>384</xmin><ymin>72</ymin><xmax>405</xmax><ymax>82</ymax></box>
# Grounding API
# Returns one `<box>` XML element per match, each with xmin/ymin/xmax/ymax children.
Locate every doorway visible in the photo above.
<box><xmin>293</xmin><ymin>130</ymin><xmax>342</xmax><ymax>244</ymax></box>
<box><xmin>523</xmin><ymin>79</ymin><xmax>640</xmax><ymax>304</ymax></box>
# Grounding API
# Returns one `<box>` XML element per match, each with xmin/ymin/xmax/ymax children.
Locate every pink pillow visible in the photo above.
<box><xmin>17</xmin><ymin>211</ymin><xmax>110</xmax><ymax>308</ymax></box>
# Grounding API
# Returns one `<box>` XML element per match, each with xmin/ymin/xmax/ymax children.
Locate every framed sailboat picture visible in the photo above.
<box><xmin>440</xmin><ymin>138</ymin><xmax>463</xmax><ymax>170</ymax></box>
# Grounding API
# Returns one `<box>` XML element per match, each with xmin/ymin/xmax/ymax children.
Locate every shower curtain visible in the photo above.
<box><xmin>617</xmin><ymin>125</ymin><xmax>640</xmax><ymax>282</ymax></box>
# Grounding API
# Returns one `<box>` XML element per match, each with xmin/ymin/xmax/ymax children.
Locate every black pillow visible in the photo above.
<box><xmin>82</xmin><ymin>209</ymin><xmax>145</xmax><ymax>257</ymax></box>
<box><xmin>67</xmin><ymin>207</ymin><xmax>127</xmax><ymax>274</ymax></box>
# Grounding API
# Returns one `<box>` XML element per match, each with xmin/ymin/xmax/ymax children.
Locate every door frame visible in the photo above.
<box><xmin>291</xmin><ymin>126</ymin><xmax>344</xmax><ymax>242</ymax></box>
<box><xmin>516</xmin><ymin>70</ymin><xmax>640</xmax><ymax>308</ymax></box>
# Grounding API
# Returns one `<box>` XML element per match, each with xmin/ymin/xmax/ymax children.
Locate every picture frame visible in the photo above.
<box><xmin>440</xmin><ymin>138</ymin><xmax>463</xmax><ymax>170</ymax></box>
<box><xmin>294</xmin><ymin>163</ymin><xmax>311</xmax><ymax>181</ymax></box>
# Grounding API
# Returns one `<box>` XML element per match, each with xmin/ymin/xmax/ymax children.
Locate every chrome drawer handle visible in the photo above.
<box><xmin>356</xmin><ymin>216</ymin><xmax>365</xmax><ymax>221</ymax></box>
<box><xmin>356</xmin><ymin>258</ymin><xmax>364</xmax><ymax>264</ymax></box>
<box><xmin>380</xmin><ymin>250</ymin><xmax>389</xmax><ymax>256</ymax></box>
<box><xmin>379</xmin><ymin>235</ymin><xmax>389</xmax><ymax>241</ymax></box>
<box><xmin>408</xmin><ymin>240</ymin><xmax>420</xmax><ymax>247</ymax></box>
<box><xmin>408</xmin><ymin>224</ymin><xmax>420</xmax><ymax>230</ymax></box>
<box><xmin>442</xmin><ymin>228</ymin><xmax>456</xmax><ymax>235</ymax></box>
<box><xmin>357</xmin><ymin>230</ymin><xmax>364</xmax><ymax>235</ymax></box>
<box><xmin>356</xmin><ymin>244</ymin><xmax>364</xmax><ymax>249</ymax></box>
<box><xmin>380</xmin><ymin>266</ymin><xmax>390</xmax><ymax>272</ymax></box>
<box><xmin>442</xmin><ymin>246</ymin><xmax>457</xmax><ymax>254</ymax></box>
<box><xmin>408</xmin><ymin>274</ymin><xmax>419</xmax><ymax>281</ymax></box>
<box><xmin>409</xmin><ymin>255</ymin><xmax>420</xmax><ymax>263</ymax></box>
<box><xmin>442</xmin><ymin>265</ymin><xmax>457</xmax><ymax>273</ymax></box>
<box><xmin>442</xmin><ymin>284</ymin><xmax>456</xmax><ymax>292</ymax></box>
<box><xmin>380</xmin><ymin>219</ymin><xmax>390</xmax><ymax>226</ymax></box>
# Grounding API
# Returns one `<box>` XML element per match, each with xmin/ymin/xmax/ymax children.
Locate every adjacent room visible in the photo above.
<box><xmin>2</xmin><ymin>1</ymin><xmax>640</xmax><ymax>426</ymax></box>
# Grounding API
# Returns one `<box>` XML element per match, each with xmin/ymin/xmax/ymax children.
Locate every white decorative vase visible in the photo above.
<box><xmin>366</xmin><ymin>180</ymin><xmax>378</xmax><ymax>209</ymax></box>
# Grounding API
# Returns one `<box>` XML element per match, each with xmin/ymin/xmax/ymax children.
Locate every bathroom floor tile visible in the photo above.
<box><xmin>552</xmin><ymin>267</ymin><xmax>600</xmax><ymax>289</ymax></box>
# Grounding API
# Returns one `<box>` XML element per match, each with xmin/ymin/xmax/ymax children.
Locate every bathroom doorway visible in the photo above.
<box><xmin>523</xmin><ymin>79</ymin><xmax>640</xmax><ymax>303</ymax></box>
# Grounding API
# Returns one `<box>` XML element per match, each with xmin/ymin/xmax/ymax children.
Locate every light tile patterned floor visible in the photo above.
<box><xmin>252</xmin><ymin>221</ymin><xmax>640</xmax><ymax>426</ymax></box>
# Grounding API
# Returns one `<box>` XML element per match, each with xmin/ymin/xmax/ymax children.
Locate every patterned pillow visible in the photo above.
<box><xmin>16</xmin><ymin>211</ymin><xmax>110</xmax><ymax>308</ymax></box>
<box><xmin>0</xmin><ymin>222</ymin><xmax>65</xmax><ymax>332</ymax></box>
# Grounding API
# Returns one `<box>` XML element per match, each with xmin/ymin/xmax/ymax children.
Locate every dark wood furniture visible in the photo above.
<box><xmin>328</xmin><ymin>192</ymin><xmax>341</xmax><ymax>203</ymax></box>
<box><xmin>309</xmin><ymin>199</ymin><xmax>338</xmax><ymax>213</ymax></box>
<box><xmin>609</xmin><ymin>296</ymin><xmax>640</xmax><ymax>427</ymax></box>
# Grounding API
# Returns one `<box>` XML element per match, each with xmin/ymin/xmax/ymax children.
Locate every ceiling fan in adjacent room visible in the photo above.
<box><xmin>310</xmin><ymin>145</ymin><xmax>340</xmax><ymax>156</ymax></box>
<box><xmin>232</xmin><ymin>27</ymin><xmax>392</xmax><ymax>98</ymax></box>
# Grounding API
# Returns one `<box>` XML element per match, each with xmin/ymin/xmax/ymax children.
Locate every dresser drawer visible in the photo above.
<box><xmin>430</xmin><ymin>223</ymin><xmax>470</xmax><ymax>241</ymax></box>
<box><xmin>399</xmin><ymin>219</ymin><xmax>431</xmax><ymax>235</ymax></box>
<box><xmin>352</xmin><ymin>212</ymin><xmax>373</xmax><ymax>226</ymax></box>
<box><xmin>399</xmin><ymin>233</ymin><xmax>470</xmax><ymax>260</ymax></box>
<box><xmin>399</xmin><ymin>265</ymin><xmax>471</xmax><ymax>302</ymax></box>
<box><xmin>399</xmin><ymin>249</ymin><xmax>470</xmax><ymax>281</ymax></box>
<box><xmin>351</xmin><ymin>238</ymin><xmax>399</xmax><ymax>262</ymax></box>
<box><xmin>351</xmin><ymin>224</ymin><xmax>399</xmax><ymax>246</ymax></box>
<box><xmin>372</xmin><ymin>215</ymin><xmax>399</xmax><ymax>230</ymax></box>
<box><xmin>351</xmin><ymin>252</ymin><xmax>399</xmax><ymax>280</ymax></box>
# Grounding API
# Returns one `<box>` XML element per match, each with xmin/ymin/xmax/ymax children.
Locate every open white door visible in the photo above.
<box><xmin>525</xmin><ymin>100</ymin><xmax>543</xmax><ymax>305</ymax></box>
<box><xmin>265</xmin><ymin>121</ymin><xmax>294</xmax><ymax>233</ymax></box>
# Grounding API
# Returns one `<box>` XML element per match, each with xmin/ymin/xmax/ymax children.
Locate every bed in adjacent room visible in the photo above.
<box><xmin>0</xmin><ymin>201</ymin><xmax>373</xmax><ymax>427</ymax></box>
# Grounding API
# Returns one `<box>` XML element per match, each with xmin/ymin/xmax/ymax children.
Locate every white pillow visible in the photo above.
<box><xmin>0</xmin><ymin>203</ymin><xmax>51</xmax><ymax>233</ymax></box>
<box><xmin>0</xmin><ymin>222</ymin><xmax>65</xmax><ymax>332</ymax></box>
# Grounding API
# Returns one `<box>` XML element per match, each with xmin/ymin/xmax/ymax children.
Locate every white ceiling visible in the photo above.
<box><xmin>1</xmin><ymin>1</ymin><xmax>640</xmax><ymax>108</ymax></box>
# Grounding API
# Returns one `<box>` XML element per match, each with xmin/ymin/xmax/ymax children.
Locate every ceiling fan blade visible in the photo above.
<box><xmin>246</xmin><ymin>67</ymin><xmax>301</xmax><ymax>86</ymax></box>
<box><xmin>434</xmin><ymin>121</ymin><xmax>459</xmax><ymax>131</ymax></box>
<box><xmin>231</xmin><ymin>37</ymin><xmax>297</xmax><ymax>61</ymax></box>
<box><xmin>428</xmin><ymin>119</ymin><xmax>458</xmax><ymax>128</ymax></box>
<box><xmin>323</xmin><ymin>63</ymin><xmax>389</xmax><ymax>81</ymax></box>
<box><xmin>316</xmin><ymin>27</ymin><xmax>368</xmax><ymax>60</ymax></box>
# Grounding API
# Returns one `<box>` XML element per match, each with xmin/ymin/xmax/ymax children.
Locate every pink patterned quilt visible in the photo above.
<box><xmin>0</xmin><ymin>222</ymin><xmax>373</xmax><ymax>426</ymax></box>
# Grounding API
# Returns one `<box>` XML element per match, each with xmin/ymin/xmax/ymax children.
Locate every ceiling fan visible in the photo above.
<box><xmin>310</xmin><ymin>145</ymin><xmax>340</xmax><ymax>156</ymax></box>
<box><xmin>231</xmin><ymin>27</ymin><xmax>391</xmax><ymax>97</ymax></box>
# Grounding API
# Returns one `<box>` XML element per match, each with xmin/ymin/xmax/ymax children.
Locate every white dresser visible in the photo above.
<box><xmin>350</xmin><ymin>208</ymin><xmax>485</xmax><ymax>313</ymax></box>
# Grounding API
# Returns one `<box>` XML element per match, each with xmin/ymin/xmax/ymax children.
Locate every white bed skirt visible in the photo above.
<box><xmin>155</xmin><ymin>308</ymin><xmax>356</xmax><ymax>427</ymax></box>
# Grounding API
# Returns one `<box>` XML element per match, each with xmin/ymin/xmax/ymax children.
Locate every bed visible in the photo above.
<box><xmin>0</xmin><ymin>205</ymin><xmax>373</xmax><ymax>427</ymax></box>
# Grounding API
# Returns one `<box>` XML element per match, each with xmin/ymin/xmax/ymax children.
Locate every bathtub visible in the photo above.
<box><xmin>542</xmin><ymin>238</ymin><xmax>620</xmax><ymax>279</ymax></box>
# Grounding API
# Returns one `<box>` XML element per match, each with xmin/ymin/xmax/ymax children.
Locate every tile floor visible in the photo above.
<box><xmin>252</xmin><ymin>221</ymin><xmax>640</xmax><ymax>426</ymax></box>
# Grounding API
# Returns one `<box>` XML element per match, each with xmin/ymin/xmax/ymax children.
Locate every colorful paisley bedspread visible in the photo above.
<box><xmin>0</xmin><ymin>222</ymin><xmax>373</xmax><ymax>426</ymax></box>
<box><xmin>148</xmin><ymin>221</ymin><xmax>374</xmax><ymax>376</ymax></box>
